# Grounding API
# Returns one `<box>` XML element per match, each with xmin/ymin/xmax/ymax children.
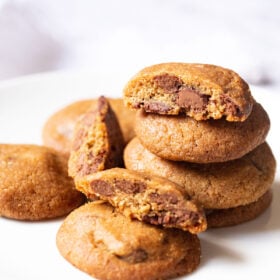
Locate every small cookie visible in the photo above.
<box><xmin>42</xmin><ymin>98</ymin><xmax>135</xmax><ymax>155</ymax></box>
<box><xmin>124</xmin><ymin>138</ymin><xmax>276</xmax><ymax>209</ymax></box>
<box><xmin>56</xmin><ymin>202</ymin><xmax>201</xmax><ymax>280</ymax></box>
<box><xmin>75</xmin><ymin>168</ymin><xmax>207</xmax><ymax>234</ymax></box>
<box><xmin>124</xmin><ymin>63</ymin><xmax>254</xmax><ymax>121</ymax></box>
<box><xmin>207</xmin><ymin>190</ymin><xmax>272</xmax><ymax>228</ymax></box>
<box><xmin>0</xmin><ymin>144</ymin><xmax>85</xmax><ymax>220</ymax></box>
<box><xmin>68</xmin><ymin>96</ymin><xmax>124</xmax><ymax>179</ymax></box>
<box><xmin>135</xmin><ymin>102</ymin><xmax>270</xmax><ymax>163</ymax></box>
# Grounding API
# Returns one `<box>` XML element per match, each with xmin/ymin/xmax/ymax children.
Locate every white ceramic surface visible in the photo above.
<box><xmin>0</xmin><ymin>72</ymin><xmax>279</xmax><ymax>280</ymax></box>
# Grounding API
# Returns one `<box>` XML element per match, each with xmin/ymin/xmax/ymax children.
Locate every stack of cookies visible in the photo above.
<box><xmin>123</xmin><ymin>63</ymin><xmax>276</xmax><ymax>228</ymax></box>
<box><xmin>54</xmin><ymin>63</ymin><xmax>276</xmax><ymax>280</ymax></box>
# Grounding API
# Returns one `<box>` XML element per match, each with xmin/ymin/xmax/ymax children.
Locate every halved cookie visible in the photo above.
<box><xmin>68</xmin><ymin>96</ymin><xmax>125</xmax><ymax>179</ymax></box>
<box><xmin>124</xmin><ymin>63</ymin><xmax>254</xmax><ymax>121</ymax></box>
<box><xmin>75</xmin><ymin>168</ymin><xmax>207</xmax><ymax>234</ymax></box>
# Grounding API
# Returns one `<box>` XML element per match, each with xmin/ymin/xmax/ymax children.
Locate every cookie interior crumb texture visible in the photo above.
<box><xmin>74</xmin><ymin>167</ymin><xmax>207</xmax><ymax>234</ymax></box>
<box><xmin>68</xmin><ymin>96</ymin><xmax>125</xmax><ymax>179</ymax></box>
<box><xmin>124</xmin><ymin>63</ymin><xmax>254</xmax><ymax>121</ymax></box>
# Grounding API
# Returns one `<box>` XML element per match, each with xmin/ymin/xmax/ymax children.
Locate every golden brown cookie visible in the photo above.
<box><xmin>42</xmin><ymin>98</ymin><xmax>135</xmax><ymax>155</ymax></box>
<box><xmin>124</xmin><ymin>138</ymin><xmax>276</xmax><ymax>209</ymax></box>
<box><xmin>124</xmin><ymin>63</ymin><xmax>254</xmax><ymax>121</ymax></box>
<box><xmin>0</xmin><ymin>144</ymin><xmax>85</xmax><ymax>220</ymax></box>
<box><xmin>135</xmin><ymin>102</ymin><xmax>270</xmax><ymax>163</ymax></box>
<box><xmin>68</xmin><ymin>96</ymin><xmax>124</xmax><ymax>179</ymax></box>
<box><xmin>56</xmin><ymin>202</ymin><xmax>201</xmax><ymax>280</ymax></box>
<box><xmin>75</xmin><ymin>168</ymin><xmax>207</xmax><ymax>234</ymax></box>
<box><xmin>207</xmin><ymin>190</ymin><xmax>272</xmax><ymax>228</ymax></box>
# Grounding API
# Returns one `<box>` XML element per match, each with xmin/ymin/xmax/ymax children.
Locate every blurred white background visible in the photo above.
<box><xmin>0</xmin><ymin>0</ymin><xmax>279</xmax><ymax>89</ymax></box>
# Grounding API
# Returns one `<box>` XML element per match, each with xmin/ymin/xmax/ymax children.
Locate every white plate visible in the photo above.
<box><xmin>0</xmin><ymin>71</ymin><xmax>279</xmax><ymax>280</ymax></box>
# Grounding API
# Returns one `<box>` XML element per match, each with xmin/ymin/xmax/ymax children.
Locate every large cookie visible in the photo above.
<box><xmin>68</xmin><ymin>96</ymin><xmax>124</xmax><ymax>179</ymax></box>
<box><xmin>56</xmin><ymin>202</ymin><xmax>201</xmax><ymax>280</ymax></box>
<box><xmin>124</xmin><ymin>138</ymin><xmax>276</xmax><ymax>209</ymax></box>
<box><xmin>75</xmin><ymin>168</ymin><xmax>207</xmax><ymax>234</ymax></box>
<box><xmin>207</xmin><ymin>190</ymin><xmax>272</xmax><ymax>228</ymax></box>
<box><xmin>124</xmin><ymin>63</ymin><xmax>254</xmax><ymax>121</ymax></box>
<box><xmin>42</xmin><ymin>98</ymin><xmax>135</xmax><ymax>155</ymax></box>
<box><xmin>0</xmin><ymin>144</ymin><xmax>85</xmax><ymax>220</ymax></box>
<box><xmin>134</xmin><ymin>102</ymin><xmax>270</xmax><ymax>163</ymax></box>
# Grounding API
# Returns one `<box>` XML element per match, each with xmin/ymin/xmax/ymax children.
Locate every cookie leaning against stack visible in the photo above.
<box><xmin>123</xmin><ymin>62</ymin><xmax>276</xmax><ymax>228</ymax></box>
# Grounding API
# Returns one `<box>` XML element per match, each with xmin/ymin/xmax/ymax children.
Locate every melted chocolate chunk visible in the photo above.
<box><xmin>91</xmin><ymin>180</ymin><xmax>115</xmax><ymax>196</ymax></box>
<box><xmin>143</xmin><ymin>210</ymin><xmax>200</xmax><ymax>228</ymax></box>
<box><xmin>114</xmin><ymin>179</ymin><xmax>147</xmax><ymax>194</ymax></box>
<box><xmin>149</xmin><ymin>193</ymin><xmax>178</xmax><ymax>205</ymax></box>
<box><xmin>153</xmin><ymin>74</ymin><xmax>209</xmax><ymax>112</ymax></box>
<box><xmin>91</xmin><ymin>179</ymin><xmax>147</xmax><ymax>196</ymax></box>
<box><xmin>177</xmin><ymin>87</ymin><xmax>209</xmax><ymax>112</ymax></box>
<box><xmin>221</xmin><ymin>95</ymin><xmax>242</xmax><ymax>117</ymax></box>
<box><xmin>153</xmin><ymin>74</ymin><xmax>182</xmax><ymax>93</ymax></box>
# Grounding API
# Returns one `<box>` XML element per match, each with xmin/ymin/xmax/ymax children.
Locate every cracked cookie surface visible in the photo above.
<box><xmin>124</xmin><ymin>63</ymin><xmax>254</xmax><ymax>121</ymax></box>
<box><xmin>124</xmin><ymin>138</ymin><xmax>276</xmax><ymax>209</ymax></box>
<box><xmin>56</xmin><ymin>202</ymin><xmax>201</xmax><ymax>280</ymax></box>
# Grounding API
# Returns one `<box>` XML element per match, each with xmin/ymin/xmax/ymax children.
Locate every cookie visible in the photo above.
<box><xmin>124</xmin><ymin>63</ymin><xmax>254</xmax><ymax>121</ymax></box>
<box><xmin>75</xmin><ymin>168</ymin><xmax>207</xmax><ymax>234</ymax></box>
<box><xmin>42</xmin><ymin>98</ymin><xmax>135</xmax><ymax>155</ymax></box>
<box><xmin>68</xmin><ymin>96</ymin><xmax>124</xmax><ymax>179</ymax></box>
<box><xmin>56</xmin><ymin>202</ymin><xmax>201</xmax><ymax>280</ymax></box>
<box><xmin>0</xmin><ymin>144</ymin><xmax>85</xmax><ymax>220</ymax></box>
<box><xmin>134</xmin><ymin>102</ymin><xmax>270</xmax><ymax>163</ymax></box>
<box><xmin>207</xmin><ymin>190</ymin><xmax>272</xmax><ymax>228</ymax></box>
<box><xmin>124</xmin><ymin>138</ymin><xmax>276</xmax><ymax>209</ymax></box>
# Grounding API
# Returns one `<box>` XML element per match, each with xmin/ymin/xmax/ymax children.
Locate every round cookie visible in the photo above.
<box><xmin>207</xmin><ymin>190</ymin><xmax>272</xmax><ymax>228</ymax></box>
<box><xmin>56</xmin><ymin>202</ymin><xmax>201</xmax><ymax>280</ymax></box>
<box><xmin>0</xmin><ymin>144</ymin><xmax>85</xmax><ymax>220</ymax></box>
<box><xmin>134</xmin><ymin>102</ymin><xmax>270</xmax><ymax>163</ymax></box>
<box><xmin>124</xmin><ymin>138</ymin><xmax>276</xmax><ymax>209</ymax></box>
<box><xmin>42</xmin><ymin>98</ymin><xmax>135</xmax><ymax>155</ymax></box>
<box><xmin>123</xmin><ymin>63</ymin><xmax>254</xmax><ymax>121</ymax></box>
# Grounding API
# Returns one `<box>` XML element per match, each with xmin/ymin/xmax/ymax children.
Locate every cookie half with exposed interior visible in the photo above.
<box><xmin>124</xmin><ymin>63</ymin><xmax>254</xmax><ymax>121</ymax></box>
<box><xmin>68</xmin><ymin>96</ymin><xmax>125</xmax><ymax>179</ymax></box>
<box><xmin>75</xmin><ymin>168</ymin><xmax>207</xmax><ymax>234</ymax></box>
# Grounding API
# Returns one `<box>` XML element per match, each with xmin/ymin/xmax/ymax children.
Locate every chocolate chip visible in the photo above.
<box><xmin>221</xmin><ymin>95</ymin><xmax>242</xmax><ymax>117</ymax></box>
<box><xmin>153</xmin><ymin>74</ymin><xmax>182</xmax><ymax>93</ymax></box>
<box><xmin>91</xmin><ymin>179</ymin><xmax>147</xmax><ymax>196</ymax></box>
<box><xmin>149</xmin><ymin>193</ymin><xmax>178</xmax><ymax>205</ymax></box>
<box><xmin>91</xmin><ymin>180</ymin><xmax>115</xmax><ymax>196</ymax></box>
<box><xmin>114</xmin><ymin>179</ymin><xmax>147</xmax><ymax>194</ymax></box>
<box><xmin>177</xmin><ymin>87</ymin><xmax>209</xmax><ymax>112</ymax></box>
